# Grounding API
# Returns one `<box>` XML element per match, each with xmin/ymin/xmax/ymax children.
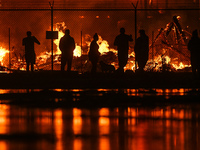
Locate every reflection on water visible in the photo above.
<box><xmin>0</xmin><ymin>103</ymin><xmax>199</xmax><ymax>150</ymax></box>
<box><xmin>0</xmin><ymin>88</ymin><xmax>197</xmax><ymax>96</ymax></box>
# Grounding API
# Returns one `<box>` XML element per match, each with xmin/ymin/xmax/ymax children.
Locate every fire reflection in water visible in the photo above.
<box><xmin>0</xmin><ymin>104</ymin><xmax>9</xmax><ymax>150</ymax></box>
<box><xmin>0</xmin><ymin>104</ymin><xmax>10</xmax><ymax>134</ymax></box>
<box><xmin>73</xmin><ymin>108</ymin><xmax>82</xmax><ymax>135</ymax></box>
<box><xmin>99</xmin><ymin>108</ymin><xmax>110</xmax><ymax>135</ymax></box>
<box><xmin>54</xmin><ymin>109</ymin><xmax>63</xmax><ymax>150</ymax></box>
<box><xmin>99</xmin><ymin>108</ymin><xmax>110</xmax><ymax>150</ymax></box>
<box><xmin>0</xmin><ymin>103</ymin><xmax>199</xmax><ymax>150</ymax></box>
<box><xmin>73</xmin><ymin>108</ymin><xmax>83</xmax><ymax>150</ymax></box>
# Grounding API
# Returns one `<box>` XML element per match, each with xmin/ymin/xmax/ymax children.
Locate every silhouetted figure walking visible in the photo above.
<box><xmin>22</xmin><ymin>31</ymin><xmax>40</xmax><ymax>72</ymax></box>
<box><xmin>59</xmin><ymin>29</ymin><xmax>75</xmax><ymax>72</ymax></box>
<box><xmin>88</xmin><ymin>33</ymin><xmax>100</xmax><ymax>74</ymax></box>
<box><xmin>188</xmin><ymin>29</ymin><xmax>200</xmax><ymax>78</ymax></box>
<box><xmin>134</xmin><ymin>29</ymin><xmax>149</xmax><ymax>72</ymax></box>
<box><xmin>114</xmin><ymin>28</ymin><xmax>133</xmax><ymax>73</ymax></box>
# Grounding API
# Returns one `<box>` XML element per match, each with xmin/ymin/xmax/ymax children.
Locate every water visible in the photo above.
<box><xmin>0</xmin><ymin>89</ymin><xmax>199</xmax><ymax>150</ymax></box>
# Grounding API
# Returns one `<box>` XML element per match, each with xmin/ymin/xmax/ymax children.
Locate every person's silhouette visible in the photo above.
<box><xmin>134</xmin><ymin>29</ymin><xmax>149</xmax><ymax>72</ymax></box>
<box><xmin>88</xmin><ymin>33</ymin><xmax>100</xmax><ymax>74</ymax></box>
<box><xmin>22</xmin><ymin>31</ymin><xmax>40</xmax><ymax>72</ymax></box>
<box><xmin>114</xmin><ymin>28</ymin><xmax>133</xmax><ymax>73</ymax></box>
<box><xmin>59</xmin><ymin>29</ymin><xmax>75</xmax><ymax>72</ymax></box>
<box><xmin>188</xmin><ymin>29</ymin><xmax>200</xmax><ymax>78</ymax></box>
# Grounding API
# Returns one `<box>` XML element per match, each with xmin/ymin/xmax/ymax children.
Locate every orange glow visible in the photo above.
<box><xmin>179</xmin><ymin>109</ymin><xmax>184</xmax><ymax>119</ymax></box>
<box><xmin>179</xmin><ymin>121</ymin><xmax>185</xmax><ymax>150</ymax></box>
<box><xmin>143</xmin><ymin>54</ymin><xmax>191</xmax><ymax>72</ymax></box>
<box><xmin>99</xmin><ymin>117</ymin><xmax>109</xmax><ymax>126</ymax></box>
<box><xmin>99</xmin><ymin>108</ymin><xmax>109</xmax><ymax>116</ymax></box>
<box><xmin>54</xmin><ymin>109</ymin><xmax>63</xmax><ymax>125</ymax></box>
<box><xmin>128</xmin><ymin>118</ymin><xmax>136</xmax><ymax>126</ymax></box>
<box><xmin>99</xmin><ymin>137</ymin><xmax>110</xmax><ymax>150</ymax></box>
<box><xmin>36</xmin><ymin>111</ymin><xmax>52</xmax><ymax>135</ymax></box>
<box><xmin>73</xmin><ymin>108</ymin><xmax>82</xmax><ymax>117</ymax></box>
<box><xmin>79</xmin><ymin>16</ymin><xmax>84</xmax><ymax>19</ymax></box>
<box><xmin>179</xmin><ymin>88</ymin><xmax>185</xmax><ymax>95</ymax></box>
<box><xmin>0</xmin><ymin>104</ymin><xmax>10</xmax><ymax>134</ymax></box>
<box><xmin>0</xmin><ymin>141</ymin><xmax>7</xmax><ymax>150</ymax></box>
<box><xmin>152</xmin><ymin>109</ymin><xmax>164</xmax><ymax>118</ymax></box>
<box><xmin>99</xmin><ymin>108</ymin><xmax>110</xmax><ymax>135</ymax></box>
<box><xmin>73</xmin><ymin>108</ymin><xmax>82</xmax><ymax>135</ymax></box>
<box><xmin>0</xmin><ymin>47</ymin><xmax>9</xmax><ymax>66</ymax></box>
<box><xmin>165</xmin><ymin>108</ymin><xmax>171</xmax><ymax>119</ymax></box>
<box><xmin>172</xmin><ymin>109</ymin><xmax>175</xmax><ymax>114</ymax></box>
<box><xmin>54</xmin><ymin>23</ymin><xmax>82</xmax><ymax>57</ymax></box>
<box><xmin>127</xmin><ymin>107</ymin><xmax>137</xmax><ymax>117</ymax></box>
<box><xmin>131</xmin><ymin>122</ymin><xmax>147</xmax><ymax>150</ymax></box>
<box><xmin>0</xmin><ymin>89</ymin><xmax>10</xmax><ymax>94</ymax></box>
<box><xmin>54</xmin><ymin>109</ymin><xmax>63</xmax><ymax>150</ymax></box>
<box><xmin>73</xmin><ymin>139</ymin><xmax>82</xmax><ymax>150</ymax></box>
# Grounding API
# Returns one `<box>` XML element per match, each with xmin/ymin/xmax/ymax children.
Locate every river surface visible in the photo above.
<box><xmin>0</xmin><ymin>88</ymin><xmax>199</xmax><ymax>150</ymax></box>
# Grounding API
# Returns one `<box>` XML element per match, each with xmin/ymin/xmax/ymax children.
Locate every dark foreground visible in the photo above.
<box><xmin>0</xmin><ymin>87</ymin><xmax>199</xmax><ymax>150</ymax></box>
<box><xmin>0</xmin><ymin>70</ymin><xmax>199</xmax><ymax>150</ymax></box>
<box><xmin>0</xmin><ymin>71</ymin><xmax>199</xmax><ymax>89</ymax></box>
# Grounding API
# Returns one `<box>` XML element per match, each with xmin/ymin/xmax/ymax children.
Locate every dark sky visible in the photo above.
<box><xmin>1</xmin><ymin>0</ymin><xmax>197</xmax><ymax>9</ymax></box>
<box><xmin>1</xmin><ymin>0</ymin><xmax>135</xmax><ymax>9</ymax></box>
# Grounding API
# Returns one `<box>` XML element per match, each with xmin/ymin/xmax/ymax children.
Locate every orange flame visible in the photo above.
<box><xmin>0</xmin><ymin>47</ymin><xmax>9</xmax><ymax>66</ymax></box>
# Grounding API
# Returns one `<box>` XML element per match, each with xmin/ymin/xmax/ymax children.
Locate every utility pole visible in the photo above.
<box><xmin>49</xmin><ymin>1</ymin><xmax>54</xmax><ymax>71</ymax></box>
<box><xmin>81</xmin><ymin>31</ymin><xmax>83</xmax><ymax>74</ymax></box>
<box><xmin>9</xmin><ymin>28</ymin><xmax>11</xmax><ymax>70</ymax></box>
<box><xmin>152</xmin><ymin>31</ymin><xmax>154</xmax><ymax>61</ymax></box>
<box><xmin>132</xmin><ymin>1</ymin><xmax>139</xmax><ymax>71</ymax></box>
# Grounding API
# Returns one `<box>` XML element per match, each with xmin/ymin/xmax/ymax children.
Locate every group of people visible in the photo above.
<box><xmin>23</xmin><ymin>28</ymin><xmax>149</xmax><ymax>73</ymax></box>
<box><xmin>23</xmin><ymin>28</ymin><xmax>200</xmax><ymax>78</ymax></box>
<box><xmin>90</xmin><ymin>28</ymin><xmax>150</xmax><ymax>74</ymax></box>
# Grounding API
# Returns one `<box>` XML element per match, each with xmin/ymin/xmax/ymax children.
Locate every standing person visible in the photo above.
<box><xmin>188</xmin><ymin>29</ymin><xmax>200</xmax><ymax>78</ymax></box>
<box><xmin>134</xmin><ymin>29</ymin><xmax>149</xmax><ymax>72</ymax></box>
<box><xmin>114</xmin><ymin>27</ymin><xmax>133</xmax><ymax>73</ymax></box>
<box><xmin>22</xmin><ymin>31</ymin><xmax>40</xmax><ymax>72</ymax></box>
<box><xmin>59</xmin><ymin>29</ymin><xmax>75</xmax><ymax>72</ymax></box>
<box><xmin>88</xmin><ymin>33</ymin><xmax>100</xmax><ymax>74</ymax></box>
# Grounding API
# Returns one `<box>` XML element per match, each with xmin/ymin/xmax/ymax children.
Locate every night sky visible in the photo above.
<box><xmin>1</xmin><ymin>0</ymin><xmax>135</xmax><ymax>9</ymax></box>
<box><xmin>1</xmin><ymin>0</ymin><xmax>198</xmax><ymax>9</ymax></box>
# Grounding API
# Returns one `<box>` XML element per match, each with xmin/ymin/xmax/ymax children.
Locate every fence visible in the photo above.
<box><xmin>0</xmin><ymin>8</ymin><xmax>199</xmax><ymax>72</ymax></box>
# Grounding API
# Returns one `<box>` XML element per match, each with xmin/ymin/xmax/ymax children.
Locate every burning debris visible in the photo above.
<box><xmin>0</xmin><ymin>15</ymin><xmax>193</xmax><ymax>73</ymax></box>
<box><xmin>148</xmin><ymin>15</ymin><xmax>192</xmax><ymax>72</ymax></box>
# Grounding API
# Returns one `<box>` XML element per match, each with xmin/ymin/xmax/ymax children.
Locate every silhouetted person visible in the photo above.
<box><xmin>134</xmin><ymin>29</ymin><xmax>149</xmax><ymax>72</ymax></box>
<box><xmin>22</xmin><ymin>31</ymin><xmax>40</xmax><ymax>72</ymax></box>
<box><xmin>188</xmin><ymin>29</ymin><xmax>200</xmax><ymax>78</ymax></box>
<box><xmin>88</xmin><ymin>33</ymin><xmax>100</xmax><ymax>74</ymax></box>
<box><xmin>59</xmin><ymin>29</ymin><xmax>75</xmax><ymax>72</ymax></box>
<box><xmin>114</xmin><ymin>28</ymin><xmax>133</xmax><ymax>73</ymax></box>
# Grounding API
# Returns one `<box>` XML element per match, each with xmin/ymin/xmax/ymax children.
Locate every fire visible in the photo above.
<box><xmin>74</xmin><ymin>45</ymin><xmax>82</xmax><ymax>57</ymax></box>
<box><xmin>5</xmin><ymin>21</ymin><xmax>192</xmax><ymax>72</ymax></box>
<box><xmin>125</xmin><ymin>53</ymin><xmax>190</xmax><ymax>72</ymax></box>
<box><xmin>36</xmin><ymin>22</ymin><xmax>82</xmax><ymax>68</ymax></box>
<box><xmin>97</xmin><ymin>35</ymin><xmax>110</xmax><ymax>54</ymax></box>
<box><xmin>53</xmin><ymin>22</ymin><xmax>82</xmax><ymax>57</ymax></box>
<box><xmin>0</xmin><ymin>47</ymin><xmax>9</xmax><ymax>66</ymax></box>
